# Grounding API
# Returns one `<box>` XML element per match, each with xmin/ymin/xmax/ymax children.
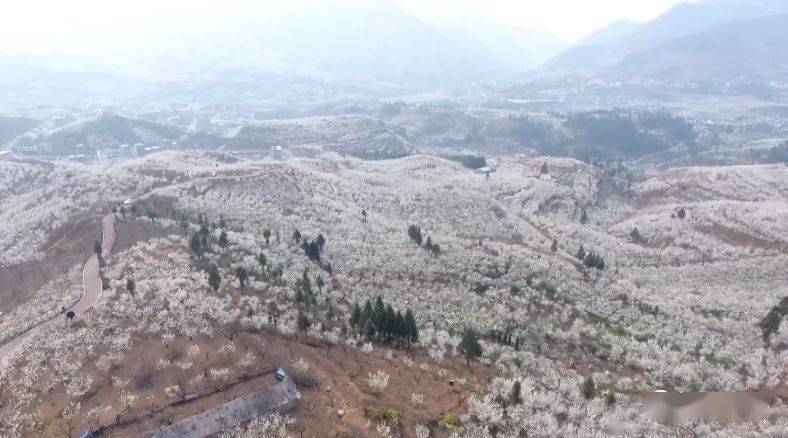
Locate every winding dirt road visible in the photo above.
<box><xmin>0</xmin><ymin>213</ymin><xmax>115</xmax><ymax>364</ymax></box>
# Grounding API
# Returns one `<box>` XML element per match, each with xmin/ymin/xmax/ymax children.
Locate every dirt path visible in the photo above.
<box><xmin>0</xmin><ymin>213</ymin><xmax>116</xmax><ymax>364</ymax></box>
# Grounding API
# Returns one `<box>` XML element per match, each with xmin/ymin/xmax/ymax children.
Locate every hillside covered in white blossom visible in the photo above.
<box><xmin>0</xmin><ymin>151</ymin><xmax>786</xmax><ymax>437</ymax></box>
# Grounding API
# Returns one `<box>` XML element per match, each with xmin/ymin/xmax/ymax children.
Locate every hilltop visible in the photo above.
<box><xmin>8</xmin><ymin>113</ymin><xmax>182</xmax><ymax>154</ymax></box>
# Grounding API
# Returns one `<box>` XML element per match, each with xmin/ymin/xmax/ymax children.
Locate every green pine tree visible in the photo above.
<box><xmin>459</xmin><ymin>328</ymin><xmax>483</xmax><ymax>367</ymax></box>
<box><xmin>373</xmin><ymin>297</ymin><xmax>386</xmax><ymax>336</ymax></box>
<box><xmin>349</xmin><ymin>303</ymin><xmax>362</xmax><ymax>330</ymax></box>
<box><xmin>361</xmin><ymin>299</ymin><xmax>373</xmax><ymax>329</ymax></box>
<box><xmin>405</xmin><ymin>309</ymin><xmax>418</xmax><ymax>344</ymax></box>
<box><xmin>581</xmin><ymin>376</ymin><xmax>596</xmax><ymax>400</ymax></box>
<box><xmin>306</xmin><ymin>241</ymin><xmax>321</xmax><ymax>261</ymax></box>
<box><xmin>363</xmin><ymin>319</ymin><xmax>377</xmax><ymax>339</ymax></box>
<box><xmin>510</xmin><ymin>381</ymin><xmax>523</xmax><ymax>405</ymax></box>
<box><xmin>383</xmin><ymin>305</ymin><xmax>396</xmax><ymax>341</ymax></box>
<box><xmin>235</xmin><ymin>266</ymin><xmax>248</xmax><ymax>289</ymax></box>
<box><xmin>395</xmin><ymin>310</ymin><xmax>406</xmax><ymax>342</ymax></box>
<box><xmin>208</xmin><ymin>264</ymin><xmax>221</xmax><ymax>292</ymax></box>
<box><xmin>296</xmin><ymin>310</ymin><xmax>311</xmax><ymax>340</ymax></box>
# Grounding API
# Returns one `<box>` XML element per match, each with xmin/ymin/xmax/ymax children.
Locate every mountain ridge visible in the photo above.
<box><xmin>541</xmin><ymin>0</ymin><xmax>788</xmax><ymax>79</ymax></box>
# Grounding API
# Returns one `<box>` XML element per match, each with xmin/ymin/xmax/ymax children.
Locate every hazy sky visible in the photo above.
<box><xmin>397</xmin><ymin>0</ymin><xmax>691</xmax><ymax>42</ymax></box>
<box><xmin>0</xmin><ymin>0</ymin><xmax>691</xmax><ymax>55</ymax></box>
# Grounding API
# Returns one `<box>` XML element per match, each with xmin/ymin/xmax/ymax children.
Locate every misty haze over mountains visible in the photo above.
<box><xmin>1</xmin><ymin>1</ymin><xmax>563</xmax><ymax>89</ymax></box>
<box><xmin>543</xmin><ymin>0</ymin><xmax>788</xmax><ymax>79</ymax></box>
<box><xmin>2</xmin><ymin>0</ymin><xmax>788</xmax><ymax>109</ymax></box>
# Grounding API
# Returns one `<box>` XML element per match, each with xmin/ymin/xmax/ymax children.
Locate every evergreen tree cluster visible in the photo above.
<box><xmin>576</xmin><ymin>245</ymin><xmax>605</xmax><ymax>270</ymax></box>
<box><xmin>584</xmin><ymin>253</ymin><xmax>605</xmax><ymax>270</ymax></box>
<box><xmin>407</xmin><ymin>225</ymin><xmax>441</xmax><ymax>256</ymax></box>
<box><xmin>300</xmin><ymin>232</ymin><xmax>326</xmax><ymax>261</ymax></box>
<box><xmin>407</xmin><ymin>225</ymin><xmax>423</xmax><ymax>245</ymax></box>
<box><xmin>759</xmin><ymin>296</ymin><xmax>788</xmax><ymax>343</ymax></box>
<box><xmin>189</xmin><ymin>222</ymin><xmax>214</xmax><ymax>255</ymax></box>
<box><xmin>294</xmin><ymin>269</ymin><xmax>320</xmax><ymax>306</ymax></box>
<box><xmin>459</xmin><ymin>328</ymin><xmax>483</xmax><ymax>366</ymax></box>
<box><xmin>446</xmin><ymin>154</ymin><xmax>487</xmax><ymax>170</ymax></box>
<box><xmin>424</xmin><ymin>236</ymin><xmax>441</xmax><ymax>256</ymax></box>
<box><xmin>766</xmin><ymin>141</ymin><xmax>788</xmax><ymax>164</ymax></box>
<box><xmin>566</xmin><ymin>109</ymin><xmax>696</xmax><ymax>159</ymax></box>
<box><xmin>218</xmin><ymin>230</ymin><xmax>228</xmax><ymax>248</ymax></box>
<box><xmin>232</xmin><ymin>248</ymin><xmax>283</xmax><ymax>288</ymax></box>
<box><xmin>749</xmin><ymin>141</ymin><xmax>788</xmax><ymax>164</ymax></box>
<box><xmin>379</xmin><ymin>100</ymin><xmax>403</xmax><ymax>117</ymax></box>
<box><xmin>485</xmin><ymin>328</ymin><xmax>520</xmax><ymax>350</ymax></box>
<box><xmin>630</xmin><ymin>227</ymin><xmax>647</xmax><ymax>245</ymax></box>
<box><xmin>349</xmin><ymin>296</ymin><xmax>418</xmax><ymax>345</ymax></box>
<box><xmin>189</xmin><ymin>220</ymin><xmax>231</xmax><ymax>254</ymax></box>
<box><xmin>509</xmin><ymin>115</ymin><xmax>553</xmax><ymax>144</ymax></box>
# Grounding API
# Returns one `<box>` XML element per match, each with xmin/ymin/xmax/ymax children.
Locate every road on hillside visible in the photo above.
<box><xmin>0</xmin><ymin>213</ymin><xmax>115</xmax><ymax>364</ymax></box>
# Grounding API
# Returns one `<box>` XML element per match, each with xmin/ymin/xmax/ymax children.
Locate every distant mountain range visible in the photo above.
<box><xmin>574</xmin><ymin>20</ymin><xmax>641</xmax><ymax>48</ymax></box>
<box><xmin>0</xmin><ymin>0</ymin><xmax>566</xmax><ymax>96</ymax></box>
<box><xmin>3</xmin><ymin>0</ymin><xmax>786</xmax><ymax>107</ymax></box>
<box><xmin>542</xmin><ymin>0</ymin><xmax>788</xmax><ymax>82</ymax></box>
<box><xmin>612</xmin><ymin>14</ymin><xmax>788</xmax><ymax>82</ymax></box>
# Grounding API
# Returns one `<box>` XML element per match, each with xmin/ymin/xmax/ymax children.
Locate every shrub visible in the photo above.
<box><xmin>581</xmin><ymin>376</ymin><xmax>596</xmax><ymax>400</ymax></box>
<box><xmin>365</xmin><ymin>407</ymin><xmax>399</xmax><ymax>422</ymax></box>
<box><xmin>367</xmin><ymin>370</ymin><xmax>390</xmax><ymax>396</ymax></box>
<box><xmin>414</xmin><ymin>424</ymin><xmax>430</xmax><ymax>438</ymax></box>
<box><xmin>441</xmin><ymin>413</ymin><xmax>461</xmax><ymax>433</ymax></box>
<box><xmin>447</xmin><ymin>154</ymin><xmax>486</xmax><ymax>169</ymax></box>
<box><xmin>605</xmin><ymin>391</ymin><xmax>617</xmax><ymax>407</ymax></box>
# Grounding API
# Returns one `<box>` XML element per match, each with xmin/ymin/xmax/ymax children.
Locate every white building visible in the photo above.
<box><xmin>96</xmin><ymin>148</ymin><xmax>119</xmax><ymax>161</ymax></box>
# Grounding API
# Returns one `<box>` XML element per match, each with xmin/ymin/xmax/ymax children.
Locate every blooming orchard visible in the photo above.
<box><xmin>0</xmin><ymin>152</ymin><xmax>786</xmax><ymax>436</ymax></box>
